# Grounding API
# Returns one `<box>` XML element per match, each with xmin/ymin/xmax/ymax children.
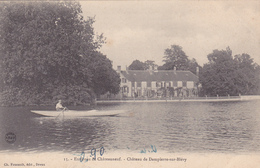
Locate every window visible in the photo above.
<box><xmin>147</xmin><ymin>82</ymin><xmax>151</xmax><ymax>87</ymax></box>
<box><xmin>137</xmin><ymin>82</ymin><xmax>141</xmax><ymax>87</ymax></box>
<box><xmin>151</xmin><ymin>82</ymin><xmax>156</xmax><ymax>88</ymax></box>
<box><xmin>172</xmin><ymin>81</ymin><xmax>177</xmax><ymax>87</ymax></box>
<box><xmin>161</xmin><ymin>82</ymin><xmax>164</xmax><ymax>88</ymax></box>
<box><xmin>121</xmin><ymin>78</ymin><xmax>127</xmax><ymax>83</ymax></box>
<box><xmin>187</xmin><ymin>81</ymin><xmax>194</xmax><ymax>88</ymax></box>
<box><xmin>122</xmin><ymin>86</ymin><xmax>129</xmax><ymax>93</ymax></box>
<box><xmin>177</xmin><ymin>81</ymin><xmax>182</xmax><ymax>87</ymax></box>
<box><xmin>132</xmin><ymin>81</ymin><xmax>135</xmax><ymax>87</ymax></box>
<box><xmin>141</xmin><ymin>81</ymin><xmax>147</xmax><ymax>88</ymax></box>
<box><xmin>166</xmin><ymin>82</ymin><xmax>169</xmax><ymax>87</ymax></box>
<box><xmin>156</xmin><ymin>82</ymin><xmax>161</xmax><ymax>87</ymax></box>
<box><xmin>137</xmin><ymin>89</ymin><xmax>142</xmax><ymax>96</ymax></box>
<box><xmin>183</xmin><ymin>81</ymin><xmax>187</xmax><ymax>87</ymax></box>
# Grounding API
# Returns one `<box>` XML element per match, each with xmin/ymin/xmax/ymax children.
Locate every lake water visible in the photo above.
<box><xmin>0</xmin><ymin>100</ymin><xmax>260</xmax><ymax>154</ymax></box>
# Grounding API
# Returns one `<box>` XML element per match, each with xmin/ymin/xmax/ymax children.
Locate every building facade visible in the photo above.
<box><xmin>115</xmin><ymin>66</ymin><xmax>199</xmax><ymax>98</ymax></box>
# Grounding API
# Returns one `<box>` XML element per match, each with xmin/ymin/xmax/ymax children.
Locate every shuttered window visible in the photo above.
<box><xmin>147</xmin><ymin>82</ymin><xmax>151</xmax><ymax>87</ymax></box>
<box><xmin>172</xmin><ymin>81</ymin><xmax>177</xmax><ymax>87</ymax></box>
<box><xmin>183</xmin><ymin>81</ymin><xmax>187</xmax><ymax>87</ymax></box>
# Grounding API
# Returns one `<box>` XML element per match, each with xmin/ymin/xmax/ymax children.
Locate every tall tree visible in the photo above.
<box><xmin>88</xmin><ymin>52</ymin><xmax>120</xmax><ymax>97</ymax></box>
<box><xmin>233</xmin><ymin>53</ymin><xmax>260</xmax><ymax>95</ymax></box>
<box><xmin>158</xmin><ymin>45</ymin><xmax>200</xmax><ymax>75</ymax></box>
<box><xmin>0</xmin><ymin>2</ymin><xmax>119</xmax><ymax>106</ymax></box>
<box><xmin>160</xmin><ymin>45</ymin><xmax>189</xmax><ymax>70</ymax></box>
<box><xmin>199</xmin><ymin>47</ymin><xmax>260</xmax><ymax>96</ymax></box>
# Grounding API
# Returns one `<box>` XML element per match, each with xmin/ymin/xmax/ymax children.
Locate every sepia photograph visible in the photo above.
<box><xmin>0</xmin><ymin>1</ymin><xmax>260</xmax><ymax>167</ymax></box>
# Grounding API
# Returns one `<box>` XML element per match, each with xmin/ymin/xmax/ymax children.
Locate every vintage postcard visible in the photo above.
<box><xmin>0</xmin><ymin>1</ymin><xmax>260</xmax><ymax>168</ymax></box>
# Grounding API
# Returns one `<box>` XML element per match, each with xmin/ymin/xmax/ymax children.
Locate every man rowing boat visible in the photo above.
<box><xmin>56</xmin><ymin>100</ymin><xmax>67</xmax><ymax>111</ymax></box>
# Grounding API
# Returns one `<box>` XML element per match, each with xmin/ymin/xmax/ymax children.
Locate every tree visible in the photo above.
<box><xmin>199</xmin><ymin>47</ymin><xmax>260</xmax><ymax>96</ymax></box>
<box><xmin>0</xmin><ymin>2</ymin><xmax>119</xmax><ymax>106</ymax></box>
<box><xmin>187</xmin><ymin>58</ymin><xmax>201</xmax><ymax>75</ymax></box>
<box><xmin>128</xmin><ymin>59</ymin><xmax>158</xmax><ymax>70</ymax></box>
<box><xmin>233</xmin><ymin>53</ymin><xmax>260</xmax><ymax>95</ymax></box>
<box><xmin>158</xmin><ymin>45</ymin><xmax>201</xmax><ymax>75</ymax></box>
<box><xmin>88</xmin><ymin>52</ymin><xmax>120</xmax><ymax>97</ymax></box>
<box><xmin>160</xmin><ymin>45</ymin><xmax>189</xmax><ymax>70</ymax></box>
<box><xmin>128</xmin><ymin>60</ymin><xmax>146</xmax><ymax>70</ymax></box>
<box><xmin>144</xmin><ymin>60</ymin><xmax>157</xmax><ymax>70</ymax></box>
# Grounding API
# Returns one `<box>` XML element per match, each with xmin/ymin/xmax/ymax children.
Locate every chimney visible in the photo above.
<box><xmin>173</xmin><ymin>66</ymin><xmax>176</xmax><ymax>75</ymax></box>
<box><xmin>126</xmin><ymin>66</ymin><xmax>129</xmax><ymax>74</ymax></box>
<box><xmin>147</xmin><ymin>65</ymin><xmax>152</xmax><ymax>75</ymax></box>
<box><xmin>117</xmin><ymin>66</ymin><xmax>121</xmax><ymax>72</ymax></box>
<box><xmin>154</xmin><ymin>65</ymin><xmax>158</xmax><ymax>72</ymax></box>
<box><xmin>149</xmin><ymin>65</ymin><xmax>153</xmax><ymax>71</ymax></box>
<box><xmin>196</xmin><ymin>67</ymin><xmax>199</xmax><ymax>76</ymax></box>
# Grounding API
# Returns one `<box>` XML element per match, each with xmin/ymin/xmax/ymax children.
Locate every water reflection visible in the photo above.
<box><xmin>0</xmin><ymin>100</ymin><xmax>260</xmax><ymax>153</ymax></box>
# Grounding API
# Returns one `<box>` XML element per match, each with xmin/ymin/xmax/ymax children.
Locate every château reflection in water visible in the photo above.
<box><xmin>0</xmin><ymin>100</ymin><xmax>260</xmax><ymax>153</ymax></box>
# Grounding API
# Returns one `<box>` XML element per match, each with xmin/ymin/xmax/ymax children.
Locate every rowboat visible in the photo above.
<box><xmin>30</xmin><ymin>109</ymin><xmax>126</xmax><ymax>117</ymax></box>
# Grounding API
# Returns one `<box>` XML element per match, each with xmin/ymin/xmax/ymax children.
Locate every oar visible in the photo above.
<box><xmin>62</xmin><ymin>107</ymin><xmax>68</xmax><ymax>117</ymax></box>
<box><xmin>55</xmin><ymin>107</ymin><xmax>68</xmax><ymax>119</ymax></box>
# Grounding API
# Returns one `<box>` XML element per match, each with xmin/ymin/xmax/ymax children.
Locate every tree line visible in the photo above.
<box><xmin>0</xmin><ymin>2</ymin><xmax>120</xmax><ymax>106</ymax></box>
<box><xmin>128</xmin><ymin>45</ymin><xmax>260</xmax><ymax>96</ymax></box>
<box><xmin>129</xmin><ymin>45</ymin><xmax>201</xmax><ymax>75</ymax></box>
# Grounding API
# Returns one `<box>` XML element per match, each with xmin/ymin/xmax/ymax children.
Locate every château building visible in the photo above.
<box><xmin>114</xmin><ymin>66</ymin><xmax>200</xmax><ymax>98</ymax></box>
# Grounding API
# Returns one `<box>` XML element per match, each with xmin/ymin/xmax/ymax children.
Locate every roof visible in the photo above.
<box><xmin>120</xmin><ymin>70</ymin><xmax>199</xmax><ymax>82</ymax></box>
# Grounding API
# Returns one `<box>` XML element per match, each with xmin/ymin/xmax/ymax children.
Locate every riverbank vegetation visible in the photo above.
<box><xmin>0</xmin><ymin>2</ymin><xmax>120</xmax><ymax>106</ymax></box>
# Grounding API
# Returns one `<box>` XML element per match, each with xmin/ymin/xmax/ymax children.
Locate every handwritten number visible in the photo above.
<box><xmin>76</xmin><ymin>146</ymin><xmax>104</xmax><ymax>163</ymax></box>
<box><xmin>151</xmin><ymin>145</ymin><xmax>157</xmax><ymax>153</ymax></box>
<box><xmin>100</xmin><ymin>147</ymin><xmax>105</xmax><ymax>156</ymax></box>
<box><xmin>79</xmin><ymin>152</ymin><xmax>85</xmax><ymax>162</ymax></box>
<box><xmin>140</xmin><ymin>149</ymin><xmax>146</xmax><ymax>153</ymax></box>
<box><xmin>91</xmin><ymin>148</ymin><xmax>96</xmax><ymax>160</ymax></box>
<box><xmin>140</xmin><ymin>145</ymin><xmax>157</xmax><ymax>153</ymax></box>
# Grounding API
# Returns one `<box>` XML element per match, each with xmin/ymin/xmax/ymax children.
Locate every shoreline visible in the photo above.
<box><xmin>1</xmin><ymin>95</ymin><xmax>259</xmax><ymax>107</ymax></box>
<box><xmin>97</xmin><ymin>95</ymin><xmax>260</xmax><ymax>103</ymax></box>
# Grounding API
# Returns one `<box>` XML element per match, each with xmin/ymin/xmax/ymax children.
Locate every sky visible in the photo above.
<box><xmin>81</xmin><ymin>1</ymin><xmax>260</xmax><ymax>70</ymax></box>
